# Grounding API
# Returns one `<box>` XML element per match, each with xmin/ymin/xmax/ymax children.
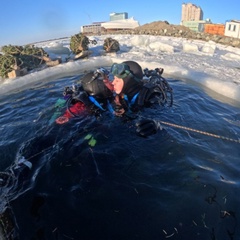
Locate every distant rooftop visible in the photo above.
<box><xmin>101</xmin><ymin>18</ymin><xmax>139</xmax><ymax>29</ymax></box>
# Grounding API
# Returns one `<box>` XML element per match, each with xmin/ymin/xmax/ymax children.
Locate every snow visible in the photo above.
<box><xmin>0</xmin><ymin>34</ymin><xmax>240</xmax><ymax>104</ymax></box>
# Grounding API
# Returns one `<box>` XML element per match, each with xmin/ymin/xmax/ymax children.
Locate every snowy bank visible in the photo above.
<box><xmin>0</xmin><ymin>35</ymin><xmax>240</xmax><ymax>104</ymax></box>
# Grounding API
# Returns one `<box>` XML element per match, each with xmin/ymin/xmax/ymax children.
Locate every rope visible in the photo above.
<box><xmin>160</xmin><ymin>121</ymin><xmax>240</xmax><ymax>144</ymax></box>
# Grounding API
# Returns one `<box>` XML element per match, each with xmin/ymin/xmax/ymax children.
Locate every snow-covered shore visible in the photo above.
<box><xmin>1</xmin><ymin>35</ymin><xmax>240</xmax><ymax>104</ymax></box>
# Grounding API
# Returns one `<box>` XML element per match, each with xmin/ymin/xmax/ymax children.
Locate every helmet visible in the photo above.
<box><xmin>122</xmin><ymin>61</ymin><xmax>143</xmax><ymax>80</ymax></box>
<box><xmin>111</xmin><ymin>61</ymin><xmax>143</xmax><ymax>80</ymax></box>
<box><xmin>81</xmin><ymin>71</ymin><xmax>112</xmax><ymax>99</ymax></box>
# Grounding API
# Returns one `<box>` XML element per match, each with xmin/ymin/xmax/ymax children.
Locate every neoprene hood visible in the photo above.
<box><xmin>81</xmin><ymin>71</ymin><xmax>112</xmax><ymax>99</ymax></box>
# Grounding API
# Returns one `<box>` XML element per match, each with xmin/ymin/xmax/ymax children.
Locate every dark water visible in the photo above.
<box><xmin>0</xmin><ymin>74</ymin><xmax>240</xmax><ymax>240</ymax></box>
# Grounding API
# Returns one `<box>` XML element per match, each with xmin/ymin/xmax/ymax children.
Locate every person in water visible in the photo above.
<box><xmin>56</xmin><ymin>61</ymin><xmax>173</xmax><ymax>137</ymax></box>
<box><xmin>110</xmin><ymin>61</ymin><xmax>173</xmax><ymax>112</ymax></box>
<box><xmin>55</xmin><ymin>68</ymin><xmax>115</xmax><ymax>124</ymax></box>
<box><xmin>110</xmin><ymin>60</ymin><xmax>173</xmax><ymax>137</ymax></box>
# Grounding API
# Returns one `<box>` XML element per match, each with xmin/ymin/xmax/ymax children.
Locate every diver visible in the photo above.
<box><xmin>55</xmin><ymin>68</ymin><xmax>115</xmax><ymax>124</ymax></box>
<box><xmin>109</xmin><ymin>60</ymin><xmax>173</xmax><ymax>137</ymax></box>
<box><xmin>110</xmin><ymin>61</ymin><xmax>173</xmax><ymax>112</ymax></box>
<box><xmin>55</xmin><ymin>61</ymin><xmax>173</xmax><ymax>137</ymax></box>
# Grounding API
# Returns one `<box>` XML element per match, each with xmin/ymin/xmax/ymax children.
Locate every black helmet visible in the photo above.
<box><xmin>110</xmin><ymin>61</ymin><xmax>143</xmax><ymax>80</ymax></box>
<box><xmin>122</xmin><ymin>61</ymin><xmax>143</xmax><ymax>80</ymax></box>
<box><xmin>81</xmin><ymin>71</ymin><xmax>112</xmax><ymax>99</ymax></box>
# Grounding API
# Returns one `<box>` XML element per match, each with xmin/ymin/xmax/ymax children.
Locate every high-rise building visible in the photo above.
<box><xmin>110</xmin><ymin>12</ymin><xmax>128</xmax><ymax>21</ymax></box>
<box><xmin>181</xmin><ymin>3</ymin><xmax>203</xmax><ymax>22</ymax></box>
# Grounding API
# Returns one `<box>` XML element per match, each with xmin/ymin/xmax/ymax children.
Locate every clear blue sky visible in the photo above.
<box><xmin>0</xmin><ymin>0</ymin><xmax>239</xmax><ymax>47</ymax></box>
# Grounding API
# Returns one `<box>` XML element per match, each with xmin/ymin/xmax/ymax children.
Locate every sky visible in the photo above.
<box><xmin>1</xmin><ymin>34</ymin><xmax>240</xmax><ymax>107</ymax></box>
<box><xmin>0</xmin><ymin>0</ymin><xmax>240</xmax><ymax>47</ymax></box>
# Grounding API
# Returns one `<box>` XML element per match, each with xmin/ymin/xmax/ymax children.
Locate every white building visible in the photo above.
<box><xmin>81</xmin><ymin>11</ymin><xmax>139</xmax><ymax>34</ymax></box>
<box><xmin>224</xmin><ymin>20</ymin><xmax>240</xmax><ymax>38</ymax></box>
<box><xmin>101</xmin><ymin>18</ymin><xmax>140</xmax><ymax>31</ymax></box>
<box><xmin>81</xmin><ymin>22</ymin><xmax>104</xmax><ymax>34</ymax></box>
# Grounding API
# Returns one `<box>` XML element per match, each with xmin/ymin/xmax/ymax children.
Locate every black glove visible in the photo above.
<box><xmin>136</xmin><ymin>119</ymin><xmax>162</xmax><ymax>137</ymax></box>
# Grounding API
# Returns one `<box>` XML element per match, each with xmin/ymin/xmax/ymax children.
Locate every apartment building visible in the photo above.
<box><xmin>181</xmin><ymin>3</ymin><xmax>203</xmax><ymax>22</ymax></box>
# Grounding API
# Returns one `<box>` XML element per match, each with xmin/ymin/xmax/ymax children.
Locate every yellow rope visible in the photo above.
<box><xmin>160</xmin><ymin>121</ymin><xmax>240</xmax><ymax>144</ymax></box>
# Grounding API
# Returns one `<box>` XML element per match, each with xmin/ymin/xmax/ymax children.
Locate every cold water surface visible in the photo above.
<box><xmin>0</xmin><ymin>74</ymin><xmax>240</xmax><ymax>240</ymax></box>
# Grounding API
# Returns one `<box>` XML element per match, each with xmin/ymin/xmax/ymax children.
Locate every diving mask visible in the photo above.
<box><xmin>111</xmin><ymin>63</ymin><xmax>131</xmax><ymax>79</ymax></box>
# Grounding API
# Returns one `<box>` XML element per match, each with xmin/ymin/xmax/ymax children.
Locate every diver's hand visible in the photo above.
<box><xmin>136</xmin><ymin>119</ymin><xmax>162</xmax><ymax>137</ymax></box>
<box><xmin>114</xmin><ymin>104</ymin><xmax>125</xmax><ymax>116</ymax></box>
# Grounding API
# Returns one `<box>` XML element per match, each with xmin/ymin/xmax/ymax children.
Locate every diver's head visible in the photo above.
<box><xmin>111</xmin><ymin>61</ymin><xmax>143</xmax><ymax>98</ymax></box>
<box><xmin>81</xmin><ymin>71</ymin><xmax>112</xmax><ymax>99</ymax></box>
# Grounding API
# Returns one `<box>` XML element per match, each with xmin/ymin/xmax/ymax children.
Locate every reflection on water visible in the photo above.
<box><xmin>0</xmin><ymin>75</ymin><xmax>240</xmax><ymax>240</ymax></box>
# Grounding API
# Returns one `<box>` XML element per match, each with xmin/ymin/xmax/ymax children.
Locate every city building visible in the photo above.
<box><xmin>81</xmin><ymin>22</ymin><xmax>104</xmax><ymax>34</ymax></box>
<box><xmin>204</xmin><ymin>23</ymin><xmax>225</xmax><ymax>36</ymax></box>
<box><xmin>182</xmin><ymin>19</ymin><xmax>211</xmax><ymax>32</ymax></box>
<box><xmin>181</xmin><ymin>3</ymin><xmax>203</xmax><ymax>22</ymax></box>
<box><xmin>110</xmin><ymin>12</ymin><xmax>128</xmax><ymax>21</ymax></box>
<box><xmin>81</xmin><ymin>12</ymin><xmax>139</xmax><ymax>34</ymax></box>
<box><xmin>224</xmin><ymin>20</ymin><xmax>240</xmax><ymax>38</ymax></box>
<box><xmin>101</xmin><ymin>17</ymin><xmax>140</xmax><ymax>32</ymax></box>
